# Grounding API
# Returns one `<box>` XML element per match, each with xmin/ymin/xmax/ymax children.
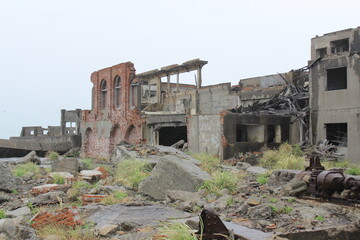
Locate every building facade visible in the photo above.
<box><xmin>309</xmin><ymin>27</ymin><xmax>360</xmax><ymax>162</ymax></box>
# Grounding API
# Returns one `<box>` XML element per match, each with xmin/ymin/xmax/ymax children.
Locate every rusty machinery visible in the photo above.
<box><xmin>303</xmin><ymin>156</ymin><xmax>360</xmax><ymax>202</ymax></box>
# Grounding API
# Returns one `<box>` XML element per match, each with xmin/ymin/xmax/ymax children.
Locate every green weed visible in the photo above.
<box><xmin>0</xmin><ymin>209</ymin><xmax>6</xmax><ymax>219</ymax></box>
<box><xmin>315</xmin><ymin>215</ymin><xmax>325</xmax><ymax>221</ymax></box>
<box><xmin>157</xmin><ymin>222</ymin><xmax>198</xmax><ymax>240</ymax></box>
<box><xmin>200</xmin><ymin>170</ymin><xmax>238</xmax><ymax>195</ymax></box>
<box><xmin>52</xmin><ymin>174</ymin><xmax>65</xmax><ymax>184</ymax></box>
<box><xmin>80</xmin><ymin>158</ymin><xmax>95</xmax><ymax>170</ymax></box>
<box><xmin>257</xmin><ymin>175</ymin><xmax>268</xmax><ymax>185</ymax></box>
<box><xmin>114</xmin><ymin>159</ymin><xmax>152</xmax><ymax>189</ymax></box>
<box><xmin>191</xmin><ymin>153</ymin><xmax>220</xmax><ymax>174</ymax></box>
<box><xmin>12</xmin><ymin>162</ymin><xmax>41</xmax><ymax>177</ymax></box>
<box><xmin>260</xmin><ymin>143</ymin><xmax>305</xmax><ymax>170</ymax></box>
<box><xmin>46</xmin><ymin>151</ymin><xmax>59</xmax><ymax>161</ymax></box>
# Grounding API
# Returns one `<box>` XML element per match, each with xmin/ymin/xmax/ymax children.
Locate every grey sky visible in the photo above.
<box><xmin>0</xmin><ymin>0</ymin><xmax>359</xmax><ymax>139</ymax></box>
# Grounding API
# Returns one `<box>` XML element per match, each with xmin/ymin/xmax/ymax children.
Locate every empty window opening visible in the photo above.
<box><xmin>159</xmin><ymin>126</ymin><xmax>187</xmax><ymax>146</ymax></box>
<box><xmin>100</xmin><ymin>80</ymin><xmax>107</xmax><ymax>110</ymax></box>
<box><xmin>43</xmin><ymin>130</ymin><xmax>49</xmax><ymax>135</ymax></box>
<box><xmin>325</xmin><ymin>123</ymin><xmax>347</xmax><ymax>147</ymax></box>
<box><xmin>130</xmin><ymin>84</ymin><xmax>138</xmax><ymax>107</ymax></box>
<box><xmin>30</xmin><ymin>130</ymin><xmax>35</xmax><ymax>135</ymax></box>
<box><xmin>267</xmin><ymin>125</ymin><xmax>275</xmax><ymax>143</ymax></box>
<box><xmin>316</xmin><ymin>48</ymin><xmax>327</xmax><ymax>58</ymax></box>
<box><xmin>66</xmin><ymin>122</ymin><xmax>71</xmax><ymax>127</ymax></box>
<box><xmin>236</xmin><ymin>125</ymin><xmax>247</xmax><ymax>142</ymax></box>
<box><xmin>150</xmin><ymin>84</ymin><xmax>157</xmax><ymax>98</ymax></box>
<box><xmin>330</xmin><ymin>38</ymin><xmax>349</xmax><ymax>54</ymax></box>
<box><xmin>326</xmin><ymin>67</ymin><xmax>347</xmax><ymax>91</ymax></box>
<box><xmin>114</xmin><ymin>76</ymin><xmax>121</xmax><ymax>108</ymax></box>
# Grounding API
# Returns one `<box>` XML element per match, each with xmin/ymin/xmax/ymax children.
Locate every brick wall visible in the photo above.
<box><xmin>81</xmin><ymin>62</ymin><xmax>145</xmax><ymax>159</ymax></box>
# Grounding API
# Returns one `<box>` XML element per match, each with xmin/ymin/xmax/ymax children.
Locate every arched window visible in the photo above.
<box><xmin>100</xmin><ymin>80</ymin><xmax>107</xmax><ymax>110</ymax></box>
<box><xmin>114</xmin><ymin>76</ymin><xmax>121</xmax><ymax>108</ymax></box>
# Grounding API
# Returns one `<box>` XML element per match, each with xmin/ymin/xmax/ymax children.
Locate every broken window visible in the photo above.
<box><xmin>43</xmin><ymin>130</ymin><xmax>48</xmax><ymax>135</ymax></box>
<box><xmin>100</xmin><ymin>80</ymin><xmax>107</xmax><ymax>110</ymax></box>
<box><xmin>326</xmin><ymin>67</ymin><xmax>347</xmax><ymax>91</ymax></box>
<box><xmin>330</xmin><ymin>38</ymin><xmax>349</xmax><ymax>54</ymax></box>
<box><xmin>30</xmin><ymin>130</ymin><xmax>35</xmax><ymax>135</ymax></box>
<box><xmin>236</xmin><ymin>125</ymin><xmax>247</xmax><ymax>142</ymax></box>
<box><xmin>325</xmin><ymin>123</ymin><xmax>347</xmax><ymax>146</ymax></box>
<box><xmin>114</xmin><ymin>76</ymin><xmax>121</xmax><ymax>108</ymax></box>
<box><xmin>130</xmin><ymin>84</ymin><xmax>138</xmax><ymax>107</ymax></box>
<box><xmin>159</xmin><ymin>126</ymin><xmax>187</xmax><ymax>146</ymax></box>
<box><xmin>149</xmin><ymin>84</ymin><xmax>157</xmax><ymax>97</ymax></box>
<box><xmin>316</xmin><ymin>48</ymin><xmax>327</xmax><ymax>58</ymax></box>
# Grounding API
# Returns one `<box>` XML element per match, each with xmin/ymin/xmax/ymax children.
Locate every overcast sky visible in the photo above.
<box><xmin>0</xmin><ymin>0</ymin><xmax>359</xmax><ymax>139</ymax></box>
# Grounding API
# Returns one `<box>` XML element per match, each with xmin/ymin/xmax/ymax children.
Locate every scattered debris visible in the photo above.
<box><xmin>31</xmin><ymin>206</ymin><xmax>82</xmax><ymax>229</ymax></box>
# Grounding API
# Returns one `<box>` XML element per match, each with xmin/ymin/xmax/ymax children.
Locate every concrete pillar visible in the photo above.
<box><xmin>157</xmin><ymin>77</ymin><xmax>161</xmax><ymax>103</ymax></box>
<box><xmin>176</xmin><ymin>73</ymin><xmax>179</xmax><ymax>92</ymax></box>
<box><xmin>275</xmin><ymin>125</ymin><xmax>281</xmax><ymax>143</ymax></box>
<box><xmin>60</xmin><ymin>109</ymin><xmax>66</xmax><ymax>135</ymax></box>
<box><xmin>197</xmin><ymin>66</ymin><xmax>202</xmax><ymax>89</ymax></box>
<box><xmin>167</xmin><ymin>75</ymin><xmax>171</xmax><ymax>93</ymax></box>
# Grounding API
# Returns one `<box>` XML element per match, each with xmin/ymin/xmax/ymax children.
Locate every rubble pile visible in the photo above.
<box><xmin>1</xmin><ymin>146</ymin><xmax>360</xmax><ymax>240</ymax></box>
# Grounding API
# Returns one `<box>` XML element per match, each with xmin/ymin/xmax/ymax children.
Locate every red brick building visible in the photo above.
<box><xmin>81</xmin><ymin>62</ymin><xmax>144</xmax><ymax>158</ymax></box>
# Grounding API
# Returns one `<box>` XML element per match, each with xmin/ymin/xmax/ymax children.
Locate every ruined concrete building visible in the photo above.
<box><xmin>79</xmin><ymin>58</ymin><xmax>305</xmax><ymax>159</ymax></box>
<box><xmin>309</xmin><ymin>27</ymin><xmax>360</xmax><ymax>162</ymax></box>
<box><xmin>0</xmin><ymin>109</ymin><xmax>82</xmax><ymax>157</ymax></box>
<box><xmin>3</xmin><ymin>26</ymin><xmax>358</xmax><ymax>163</ymax></box>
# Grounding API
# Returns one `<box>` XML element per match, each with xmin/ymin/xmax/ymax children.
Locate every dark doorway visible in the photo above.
<box><xmin>159</xmin><ymin>126</ymin><xmax>187</xmax><ymax>146</ymax></box>
<box><xmin>325</xmin><ymin>123</ymin><xmax>347</xmax><ymax>146</ymax></box>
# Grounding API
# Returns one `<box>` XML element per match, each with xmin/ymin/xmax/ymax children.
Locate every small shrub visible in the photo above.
<box><xmin>12</xmin><ymin>162</ymin><xmax>41</xmax><ymax>177</ymax></box>
<box><xmin>52</xmin><ymin>174</ymin><xmax>65</xmax><ymax>184</ymax></box>
<box><xmin>191</xmin><ymin>153</ymin><xmax>220</xmax><ymax>173</ymax></box>
<box><xmin>157</xmin><ymin>222</ymin><xmax>198</xmax><ymax>240</ymax></box>
<box><xmin>80</xmin><ymin>158</ymin><xmax>95</xmax><ymax>170</ymax></box>
<box><xmin>257</xmin><ymin>175</ymin><xmax>268</xmax><ymax>185</ymax></box>
<box><xmin>46</xmin><ymin>151</ymin><xmax>59</xmax><ymax>161</ymax></box>
<box><xmin>315</xmin><ymin>215</ymin><xmax>325</xmax><ymax>221</ymax></box>
<box><xmin>0</xmin><ymin>209</ymin><xmax>6</xmax><ymax>219</ymax></box>
<box><xmin>260</xmin><ymin>143</ymin><xmax>305</xmax><ymax>170</ymax></box>
<box><xmin>200</xmin><ymin>170</ymin><xmax>238</xmax><ymax>195</ymax></box>
<box><xmin>226</xmin><ymin>197</ymin><xmax>234</xmax><ymax>206</ymax></box>
<box><xmin>113</xmin><ymin>191</ymin><xmax>127</xmax><ymax>200</ymax></box>
<box><xmin>270</xmin><ymin>198</ymin><xmax>278</xmax><ymax>203</ymax></box>
<box><xmin>269</xmin><ymin>205</ymin><xmax>278</xmax><ymax>213</ymax></box>
<box><xmin>114</xmin><ymin>159</ymin><xmax>152</xmax><ymax>189</ymax></box>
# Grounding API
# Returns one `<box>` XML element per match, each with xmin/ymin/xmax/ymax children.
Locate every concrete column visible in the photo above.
<box><xmin>60</xmin><ymin>109</ymin><xmax>66</xmax><ymax>135</ymax></box>
<box><xmin>275</xmin><ymin>125</ymin><xmax>281</xmax><ymax>143</ymax></box>
<box><xmin>176</xmin><ymin>73</ymin><xmax>179</xmax><ymax>92</ymax></box>
<box><xmin>197</xmin><ymin>66</ymin><xmax>202</xmax><ymax>89</ymax></box>
<box><xmin>157</xmin><ymin>77</ymin><xmax>161</xmax><ymax>103</ymax></box>
<box><xmin>167</xmin><ymin>75</ymin><xmax>171</xmax><ymax>93</ymax></box>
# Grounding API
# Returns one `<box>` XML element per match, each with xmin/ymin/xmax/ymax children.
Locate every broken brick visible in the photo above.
<box><xmin>31</xmin><ymin>206</ymin><xmax>82</xmax><ymax>229</ymax></box>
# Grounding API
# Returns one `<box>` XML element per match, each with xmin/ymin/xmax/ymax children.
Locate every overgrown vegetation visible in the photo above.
<box><xmin>46</xmin><ymin>151</ymin><xmax>59</xmax><ymax>161</ymax></box>
<box><xmin>315</xmin><ymin>215</ymin><xmax>325</xmax><ymax>221</ymax></box>
<box><xmin>157</xmin><ymin>222</ymin><xmax>198</xmax><ymax>240</ymax></box>
<box><xmin>114</xmin><ymin>159</ymin><xmax>152</xmax><ymax>189</ymax></box>
<box><xmin>269</xmin><ymin>205</ymin><xmax>293</xmax><ymax>214</ymax></box>
<box><xmin>36</xmin><ymin>225</ymin><xmax>97</xmax><ymax>240</ymax></box>
<box><xmin>200</xmin><ymin>170</ymin><xmax>238</xmax><ymax>195</ymax></box>
<box><xmin>52</xmin><ymin>174</ymin><xmax>65</xmax><ymax>184</ymax></box>
<box><xmin>260</xmin><ymin>143</ymin><xmax>305</xmax><ymax>170</ymax></box>
<box><xmin>72</xmin><ymin>181</ymin><xmax>97</xmax><ymax>190</ymax></box>
<box><xmin>191</xmin><ymin>153</ymin><xmax>220</xmax><ymax>173</ymax></box>
<box><xmin>0</xmin><ymin>209</ymin><xmax>6</xmax><ymax>219</ymax></box>
<box><xmin>12</xmin><ymin>162</ymin><xmax>41</xmax><ymax>177</ymax></box>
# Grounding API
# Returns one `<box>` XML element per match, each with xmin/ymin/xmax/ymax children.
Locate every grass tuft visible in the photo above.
<box><xmin>12</xmin><ymin>162</ymin><xmax>41</xmax><ymax>177</ymax></box>
<box><xmin>191</xmin><ymin>153</ymin><xmax>220</xmax><ymax>174</ymax></box>
<box><xmin>0</xmin><ymin>209</ymin><xmax>6</xmax><ymax>219</ymax></box>
<box><xmin>256</xmin><ymin>174</ymin><xmax>269</xmax><ymax>185</ymax></box>
<box><xmin>52</xmin><ymin>174</ymin><xmax>65</xmax><ymax>184</ymax></box>
<box><xmin>80</xmin><ymin>158</ymin><xmax>95</xmax><ymax>170</ymax></box>
<box><xmin>100</xmin><ymin>191</ymin><xmax>128</xmax><ymax>205</ymax></box>
<box><xmin>156</xmin><ymin>222</ymin><xmax>198</xmax><ymax>240</ymax></box>
<box><xmin>260</xmin><ymin>143</ymin><xmax>305</xmax><ymax>170</ymax></box>
<box><xmin>46</xmin><ymin>151</ymin><xmax>59</xmax><ymax>161</ymax></box>
<box><xmin>114</xmin><ymin>159</ymin><xmax>152</xmax><ymax>189</ymax></box>
<box><xmin>200</xmin><ymin>170</ymin><xmax>238</xmax><ymax>195</ymax></box>
<box><xmin>36</xmin><ymin>225</ymin><xmax>97</xmax><ymax>240</ymax></box>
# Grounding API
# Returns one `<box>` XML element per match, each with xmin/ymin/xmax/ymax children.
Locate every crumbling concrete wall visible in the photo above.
<box><xmin>187</xmin><ymin>114</ymin><xmax>222</xmax><ymax>156</ymax></box>
<box><xmin>310</xmin><ymin>27</ymin><xmax>360</xmax><ymax>163</ymax></box>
